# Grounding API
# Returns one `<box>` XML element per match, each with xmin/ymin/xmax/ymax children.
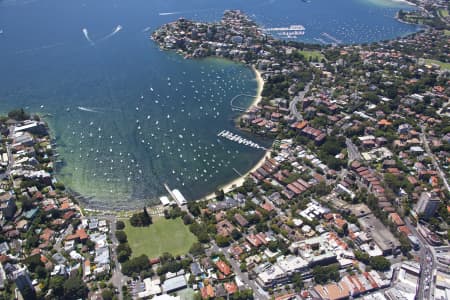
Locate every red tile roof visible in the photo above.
<box><xmin>201</xmin><ymin>285</ymin><xmax>215</xmax><ymax>299</ymax></box>
<box><xmin>76</xmin><ymin>229</ymin><xmax>88</xmax><ymax>240</ymax></box>
<box><xmin>224</xmin><ymin>282</ymin><xmax>238</xmax><ymax>294</ymax></box>
<box><xmin>216</xmin><ymin>260</ymin><xmax>232</xmax><ymax>276</ymax></box>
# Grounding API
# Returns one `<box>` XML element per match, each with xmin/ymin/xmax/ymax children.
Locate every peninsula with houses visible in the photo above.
<box><xmin>1</xmin><ymin>0</ymin><xmax>450</xmax><ymax>299</ymax></box>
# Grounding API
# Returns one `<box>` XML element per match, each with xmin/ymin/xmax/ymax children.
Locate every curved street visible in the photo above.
<box><xmin>289</xmin><ymin>75</ymin><xmax>314</xmax><ymax>121</ymax></box>
<box><xmin>420</xmin><ymin>126</ymin><xmax>450</xmax><ymax>193</ymax></box>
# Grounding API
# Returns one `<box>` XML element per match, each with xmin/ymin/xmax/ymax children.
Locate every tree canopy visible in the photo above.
<box><xmin>63</xmin><ymin>276</ymin><xmax>89</xmax><ymax>300</ymax></box>
<box><xmin>130</xmin><ymin>208</ymin><xmax>152</xmax><ymax>227</ymax></box>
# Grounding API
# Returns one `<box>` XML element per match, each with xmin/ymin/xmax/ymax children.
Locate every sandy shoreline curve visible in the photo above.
<box><xmin>200</xmin><ymin>66</ymin><xmax>269</xmax><ymax>201</ymax></box>
<box><xmin>391</xmin><ymin>0</ymin><xmax>417</xmax><ymax>7</ymax></box>
<box><xmin>251</xmin><ymin>66</ymin><xmax>264</xmax><ymax>108</ymax></box>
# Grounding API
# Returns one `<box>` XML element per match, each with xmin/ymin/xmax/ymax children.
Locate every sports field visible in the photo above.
<box><xmin>299</xmin><ymin>50</ymin><xmax>325</xmax><ymax>61</ymax></box>
<box><xmin>425</xmin><ymin>59</ymin><xmax>450</xmax><ymax>71</ymax></box>
<box><xmin>124</xmin><ymin>217</ymin><xmax>197</xmax><ymax>258</ymax></box>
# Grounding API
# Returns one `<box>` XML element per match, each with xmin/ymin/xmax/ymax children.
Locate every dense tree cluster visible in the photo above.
<box><xmin>49</xmin><ymin>275</ymin><xmax>88</xmax><ymax>300</ymax></box>
<box><xmin>355</xmin><ymin>251</ymin><xmax>392</xmax><ymax>271</ymax></box>
<box><xmin>115</xmin><ymin>226</ymin><xmax>132</xmax><ymax>262</ymax></box>
<box><xmin>115</xmin><ymin>230</ymin><xmax>127</xmax><ymax>243</ymax></box>
<box><xmin>189</xmin><ymin>242</ymin><xmax>205</xmax><ymax>256</ymax></box>
<box><xmin>156</xmin><ymin>253</ymin><xmax>192</xmax><ymax>277</ymax></box>
<box><xmin>130</xmin><ymin>208</ymin><xmax>152</xmax><ymax>227</ymax></box>
<box><xmin>189</xmin><ymin>221</ymin><xmax>210</xmax><ymax>243</ymax></box>
<box><xmin>121</xmin><ymin>255</ymin><xmax>152</xmax><ymax>277</ymax></box>
<box><xmin>8</xmin><ymin>108</ymin><xmax>30</xmax><ymax>121</ymax></box>
<box><xmin>313</xmin><ymin>264</ymin><xmax>340</xmax><ymax>284</ymax></box>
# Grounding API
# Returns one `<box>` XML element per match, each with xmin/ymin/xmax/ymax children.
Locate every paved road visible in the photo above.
<box><xmin>104</xmin><ymin>215</ymin><xmax>127</xmax><ymax>300</ymax></box>
<box><xmin>346</xmin><ymin>138</ymin><xmax>363</xmax><ymax>162</ymax></box>
<box><xmin>289</xmin><ymin>76</ymin><xmax>314</xmax><ymax>121</ymax></box>
<box><xmin>405</xmin><ymin>219</ymin><xmax>435</xmax><ymax>300</ymax></box>
<box><xmin>210</xmin><ymin>242</ymin><xmax>269</xmax><ymax>300</ymax></box>
<box><xmin>54</xmin><ymin>224</ymin><xmax>73</xmax><ymax>252</ymax></box>
<box><xmin>87</xmin><ymin>214</ymin><xmax>127</xmax><ymax>300</ymax></box>
<box><xmin>420</xmin><ymin>126</ymin><xmax>450</xmax><ymax>193</ymax></box>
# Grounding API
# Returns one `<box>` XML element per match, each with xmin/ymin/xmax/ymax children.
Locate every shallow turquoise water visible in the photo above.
<box><xmin>0</xmin><ymin>0</ymin><xmax>420</xmax><ymax>208</ymax></box>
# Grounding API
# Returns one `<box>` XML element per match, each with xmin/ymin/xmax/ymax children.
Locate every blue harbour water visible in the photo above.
<box><xmin>0</xmin><ymin>0</ymin><xmax>420</xmax><ymax>208</ymax></box>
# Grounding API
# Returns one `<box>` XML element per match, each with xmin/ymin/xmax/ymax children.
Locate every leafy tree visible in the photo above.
<box><xmin>115</xmin><ymin>230</ymin><xmax>127</xmax><ymax>244</ymax></box>
<box><xmin>242</xmin><ymin>178</ymin><xmax>256</xmax><ymax>193</ymax></box>
<box><xmin>25</xmin><ymin>235</ymin><xmax>40</xmax><ymax>250</ymax></box>
<box><xmin>21</xmin><ymin>198</ymin><xmax>35</xmax><ymax>211</ymax></box>
<box><xmin>354</xmin><ymin>250</ymin><xmax>370</xmax><ymax>264</ymax></box>
<box><xmin>292</xmin><ymin>272</ymin><xmax>304</xmax><ymax>290</ymax></box>
<box><xmin>231</xmin><ymin>289</ymin><xmax>254</xmax><ymax>300</ymax></box>
<box><xmin>49</xmin><ymin>275</ymin><xmax>65</xmax><ymax>297</ymax></box>
<box><xmin>117</xmin><ymin>243</ymin><xmax>132</xmax><ymax>263</ymax></box>
<box><xmin>362</xmin><ymin>92</ymin><xmax>379</xmax><ymax>104</ymax></box>
<box><xmin>240</xmin><ymin>262</ymin><xmax>247</xmax><ymax>272</ymax></box>
<box><xmin>313</xmin><ymin>264</ymin><xmax>340</xmax><ymax>284</ymax></box>
<box><xmin>101</xmin><ymin>289</ymin><xmax>114</xmax><ymax>300</ymax></box>
<box><xmin>54</xmin><ymin>182</ymin><xmax>65</xmax><ymax>191</ymax></box>
<box><xmin>189</xmin><ymin>242</ymin><xmax>205</xmax><ymax>256</ymax></box>
<box><xmin>24</xmin><ymin>254</ymin><xmax>44</xmax><ymax>272</ymax></box>
<box><xmin>121</xmin><ymin>255</ymin><xmax>151</xmax><ymax>277</ymax></box>
<box><xmin>255</xmin><ymin>222</ymin><xmax>268</xmax><ymax>233</ymax></box>
<box><xmin>215</xmin><ymin>189</ymin><xmax>225</xmax><ymax>201</ymax></box>
<box><xmin>268</xmin><ymin>240</ymin><xmax>278</xmax><ymax>252</ymax></box>
<box><xmin>342</xmin><ymin>223</ymin><xmax>349</xmax><ymax>236</ymax></box>
<box><xmin>189</xmin><ymin>222</ymin><xmax>210</xmax><ymax>243</ymax></box>
<box><xmin>215</xmin><ymin>235</ymin><xmax>230</xmax><ymax>247</ymax></box>
<box><xmin>183</xmin><ymin>214</ymin><xmax>193</xmax><ymax>225</ymax></box>
<box><xmin>231</xmin><ymin>229</ymin><xmax>242</xmax><ymax>240</ymax></box>
<box><xmin>399</xmin><ymin>234</ymin><xmax>412</xmax><ymax>254</ymax></box>
<box><xmin>8</xmin><ymin>108</ymin><xmax>30</xmax><ymax>121</ymax></box>
<box><xmin>369</xmin><ymin>256</ymin><xmax>391</xmax><ymax>271</ymax></box>
<box><xmin>116</xmin><ymin>220</ymin><xmax>125</xmax><ymax>230</ymax></box>
<box><xmin>187</xmin><ymin>202</ymin><xmax>201</xmax><ymax>217</ymax></box>
<box><xmin>311</xmin><ymin>181</ymin><xmax>331</xmax><ymax>196</ymax></box>
<box><xmin>35</xmin><ymin>265</ymin><xmax>47</xmax><ymax>280</ymax></box>
<box><xmin>130</xmin><ymin>208</ymin><xmax>152</xmax><ymax>227</ymax></box>
<box><xmin>63</xmin><ymin>276</ymin><xmax>88</xmax><ymax>300</ymax></box>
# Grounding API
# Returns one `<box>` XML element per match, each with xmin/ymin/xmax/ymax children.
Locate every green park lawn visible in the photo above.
<box><xmin>299</xmin><ymin>50</ymin><xmax>325</xmax><ymax>61</ymax></box>
<box><xmin>425</xmin><ymin>59</ymin><xmax>450</xmax><ymax>71</ymax></box>
<box><xmin>438</xmin><ymin>8</ymin><xmax>448</xmax><ymax>18</ymax></box>
<box><xmin>123</xmin><ymin>217</ymin><xmax>197</xmax><ymax>259</ymax></box>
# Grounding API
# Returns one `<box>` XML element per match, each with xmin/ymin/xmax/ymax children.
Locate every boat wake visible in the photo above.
<box><xmin>159</xmin><ymin>8</ymin><xmax>214</xmax><ymax>17</ymax></box>
<box><xmin>77</xmin><ymin>106</ymin><xmax>100</xmax><ymax>113</ymax></box>
<box><xmin>159</xmin><ymin>12</ymin><xmax>180</xmax><ymax>16</ymax></box>
<box><xmin>98</xmin><ymin>25</ymin><xmax>123</xmax><ymax>42</ymax></box>
<box><xmin>82</xmin><ymin>28</ymin><xmax>95</xmax><ymax>46</ymax></box>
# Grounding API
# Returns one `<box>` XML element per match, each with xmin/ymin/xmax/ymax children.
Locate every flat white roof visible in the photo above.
<box><xmin>159</xmin><ymin>196</ymin><xmax>171</xmax><ymax>206</ymax></box>
<box><xmin>172</xmin><ymin>189</ymin><xmax>187</xmax><ymax>205</ymax></box>
<box><xmin>14</xmin><ymin>122</ymin><xmax>38</xmax><ymax>132</ymax></box>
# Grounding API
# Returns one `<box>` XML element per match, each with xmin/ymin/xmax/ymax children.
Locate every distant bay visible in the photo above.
<box><xmin>0</xmin><ymin>0</ymin><xmax>420</xmax><ymax>209</ymax></box>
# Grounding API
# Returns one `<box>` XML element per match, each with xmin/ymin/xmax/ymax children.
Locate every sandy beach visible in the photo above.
<box><xmin>391</xmin><ymin>0</ymin><xmax>417</xmax><ymax>7</ymax></box>
<box><xmin>368</xmin><ymin>0</ymin><xmax>417</xmax><ymax>8</ymax></box>
<box><xmin>201</xmin><ymin>66</ymin><xmax>268</xmax><ymax>201</ymax></box>
<box><xmin>251</xmin><ymin>66</ymin><xmax>264</xmax><ymax>108</ymax></box>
